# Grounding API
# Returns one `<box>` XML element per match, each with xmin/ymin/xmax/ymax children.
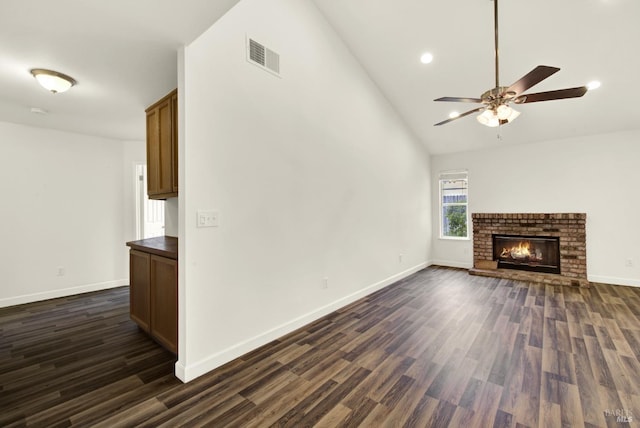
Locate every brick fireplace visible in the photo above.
<box><xmin>470</xmin><ymin>213</ymin><xmax>588</xmax><ymax>287</ymax></box>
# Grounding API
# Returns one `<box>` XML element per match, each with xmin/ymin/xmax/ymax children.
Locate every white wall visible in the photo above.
<box><xmin>431</xmin><ymin>129</ymin><xmax>640</xmax><ymax>287</ymax></box>
<box><xmin>178</xmin><ymin>0</ymin><xmax>431</xmax><ymax>381</ymax></box>
<box><xmin>164</xmin><ymin>197</ymin><xmax>179</xmax><ymax>237</ymax></box>
<box><xmin>0</xmin><ymin>121</ymin><xmax>142</xmax><ymax>307</ymax></box>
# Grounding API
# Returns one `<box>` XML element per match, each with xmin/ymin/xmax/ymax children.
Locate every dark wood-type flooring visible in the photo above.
<box><xmin>2</xmin><ymin>267</ymin><xmax>640</xmax><ymax>427</ymax></box>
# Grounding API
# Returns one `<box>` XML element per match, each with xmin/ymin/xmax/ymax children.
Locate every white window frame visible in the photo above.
<box><xmin>439</xmin><ymin>171</ymin><xmax>469</xmax><ymax>240</ymax></box>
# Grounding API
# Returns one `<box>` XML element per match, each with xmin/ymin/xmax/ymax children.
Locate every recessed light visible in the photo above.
<box><xmin>449</xmin><ymin>111</ymin><xmax>460</xmax><ymax>119</ymax></box>
<box><xmin>587</xmin><ymin>80</ymin><xmax>601</xmax><ymax>90</ymax></box>
<box><xmin>420</xmin><ymin>52</ymin><xmax>433</xmax><ymax>64</ymax></box>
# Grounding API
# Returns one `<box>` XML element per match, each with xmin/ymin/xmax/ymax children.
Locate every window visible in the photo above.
<box><xmin>439</xmin><ymin>171</ymin><xmax>469</xmax><ymax>239</ymax></box>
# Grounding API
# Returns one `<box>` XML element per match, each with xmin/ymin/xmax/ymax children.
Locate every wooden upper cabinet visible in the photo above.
<box><xmin>146</xmin><ymin>89</ymin><xmax>178</xmax><ymax>200</ymax></box>
<box><xmin>171</xmin><ymin>91</ymin><xmax>178</xmax><ymax>193</ymax></box>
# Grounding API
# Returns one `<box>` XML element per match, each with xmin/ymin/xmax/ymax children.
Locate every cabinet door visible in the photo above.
<box><xmin>146</xmin><ymin>97</ymin><xmax>174</xmax><ymax>198</ymax></box>
<box><xmin>150</xmin><ymin>255</ymin><xmax>178</xmax><ymax>353</ymax></box>
<box><xmin>146</xmin><ymin>109</ymin><xmax>160</xmax><ymax>197</ymax></box>
<box><xmin>157</xmin><ymin>98</ymin><xmax>174</xmax><ymax>196</ymax></box>
<box><xmin>171</xmin><ymin>91</ymin><xmax>178</xmax><ymax>193</ymax></box>
<box><xmin>146</xmin><ymin>89</ymin><xmax>178</xmax><ymax>199</ymax></box>
<box><xmin>129</xmin><ymin>250</ymin><xmax>151</xmax><ymax>332</ymax></box>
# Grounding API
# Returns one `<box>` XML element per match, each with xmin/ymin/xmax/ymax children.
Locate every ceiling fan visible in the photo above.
<box><xmin>434</xmin><ymin>0</ymin><xmax>588</xmax><ymax>127</ymax></box>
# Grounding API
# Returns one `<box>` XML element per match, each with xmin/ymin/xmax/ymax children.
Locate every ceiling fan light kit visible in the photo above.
<box><xmin>477</xmin><ymin>109</ymin><xmax>499</xmax><ymax>127</ymax></box>
<box><xmin>477</xmin><ymin>106</ymin><xmax>520</xmax><ymax>127</ymax></box>
<box><xmin>434</xmin><ymin>0</ymin><xmax>588</xmax><ymax>127</ymax></box>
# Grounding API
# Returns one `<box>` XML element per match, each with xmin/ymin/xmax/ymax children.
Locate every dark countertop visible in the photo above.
<box><xmin>126</xmin><ymin>236</ymin><xmax>178</xmax><ymax>260</ymax></box>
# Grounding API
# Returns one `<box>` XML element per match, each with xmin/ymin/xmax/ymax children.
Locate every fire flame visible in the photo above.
<box><xmin>501</xmin><ymin>241</ymin><xmax>531</xmax><ymax>260</ymax></box>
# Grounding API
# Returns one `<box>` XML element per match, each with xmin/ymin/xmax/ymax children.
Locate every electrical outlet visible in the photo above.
<box><xmin>625</xmin><ymin>258</ymin><xmax>634</xmax><ymax>268</ymax></box>
<box><xmin>57</xmin><ymin>266</ymin><xmax>65</xmax><ymax>276</ymax></box>
<box><xmin>399</xmin><ymin>253</ymin><xmax>404</xmax><ymax>264</ymax></box>
<box><xmin>322</xmin><ymin>277</ymin><xmax>329</xmax><ymax>289</ymax></box>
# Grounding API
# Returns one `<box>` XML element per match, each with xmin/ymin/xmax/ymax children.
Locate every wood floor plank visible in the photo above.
<box><xmin>190</xmin><ymin>396</ymin><xmax>256</xmax><ymax>427</ymax></box>
<box><xmin>440</xmin><ymin>356</ymin><xmax>479</xmax><ymax>405</ymax></box>
<box><xmin>396</xmin><ymin>393</ymin><xmax>440</xmax><ymax>427</ymax></box>
<box><xmin>470</xmin><ymin>381</ymin><xmax>503</xmax><ymax>428</ymax></box>
<box><xmin>88</xmin><ymin>397</ymin><xmax>167</xmax><ymax>428</ymax></box>
<box><xmin>597</xmin><ymin>384</ymin><xmax>625</xmax><ymax>428</ymax></box>
<box><xmin>269</xmin><ymin>379</ymin><xmax>339</xmax><ymax>427</ymax></box>
<box><xmin>314</xmin><ymin>402</ymin><xmax>352</xmax><ymax>427</ymax></box>
<box><xmin>425</xmin><ymin>399</ymin><xmax>458</xmax><ymax>427</ymax></box>
<box><xmin>539</xmin><ymin>399</ymin><xmax>562</xmax><ymax>428</ymax></box>
<box><xmin>239</xmin><ymin>376</ymin><xmax>317</xmax><ymax>427</ymax></box>
<box><xmin>26</xmin><ymin>375</ymin><xmax>153</xmax><ymax>426</ymax></box>
<box><xmin>515</xmin><ymin>345</ymin><xmax>542</xmax><ymax>427</ymax></box>
<box><xmin>472</xmin><ymin>332</ymin><xmax>500</xmax><ymax>382</ymax></box>
<box><xmin>335</xmin><ymin>395</ymin><xmax>377</xmax><ymax>428</ymax></box>
<box><xmin>354</xmin><ymin>402</ymin><xmax>394</xmax><ymax>427</ymax></box>
<box><xmin>584</xmin><ymin>335</ymin><xmax>617</xmax><ymax>390</ymax></box>
<box><xmin>294</xmin><ymin>367</ymin><xmax>371</xmax><ymax>427</ymax></box>
<box><xmin>448</xmin><ymin>405</ymin><xmax>476</xmax><ymax>428</ymax></box>
<box><xmin>572</xmin><ymin>337</ymin><xmax>606</xmax><ymax>426</ymax></box>
<box><xmin>3</xmin><ymin>267</ymin><xmax>640</xmax><ymax>427</ymax></box>
<box><xmin>559</xmin><ymin>381</ymin><xmax>585</xmax><ymax>427</ymax></box>
<box><xmin>497</xmin><ymin>333</ymin><xmax>526</xmax><ymax>415</ymax></box>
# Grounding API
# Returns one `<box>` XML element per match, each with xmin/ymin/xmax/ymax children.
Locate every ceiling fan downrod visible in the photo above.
<box><xmin>493</xmin><ymin>0</ymin><xmax>500</xmax><ymax>89</ymax></box>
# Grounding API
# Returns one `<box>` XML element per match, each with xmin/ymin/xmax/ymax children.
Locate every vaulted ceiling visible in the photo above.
<box><xmin>312</xmin><ymin>0</ymin><xmax>640</xmax><ymax>154</ymax></box>
<box><xmin>1</xmin><ymin>0</ymin><xmax>638</xmax><ymax>154</ymax></box>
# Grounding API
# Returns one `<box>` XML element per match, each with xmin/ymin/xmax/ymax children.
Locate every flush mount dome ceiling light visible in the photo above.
<box><xmin>30</xmin><ymin>69</ymin><xmax>77</xmax><ymax>93</ymax></box>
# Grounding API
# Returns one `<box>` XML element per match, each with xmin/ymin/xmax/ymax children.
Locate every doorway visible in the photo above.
<box><xmin>135</xmin><ymin>163</ymin><xmax>165</xmax><ymax>239</ymax></box>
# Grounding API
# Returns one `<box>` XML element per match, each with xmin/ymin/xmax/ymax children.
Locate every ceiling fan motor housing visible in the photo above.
<box><xmin>481</xmin><ymin>87</ymin><xmax>517</xmax><ymax>108</ymax></box>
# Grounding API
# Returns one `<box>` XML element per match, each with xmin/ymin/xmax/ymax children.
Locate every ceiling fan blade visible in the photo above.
<box><xmin>514</xmin><ymin>86</ymin><xmax>588</xmax><ymax>104</ymax></box>
<box><xmin>434</xmin><ymin>107</ymin><xmax>485</xmax><ymax>126</ymax></box>
<box><xmin>434</xmin><ymin>96</ymin><xmax>483</xmax><ymax>103</ymax></box>
<box><xmin>506</xmin><ymin>65</ymin><xmax>560</xmax><ymax>96</ymax></box>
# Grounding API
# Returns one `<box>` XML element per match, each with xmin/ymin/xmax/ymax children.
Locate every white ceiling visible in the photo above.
<box><xmin>312</xmin><ymin>0</ymin><xmax>640</xmax><ymax>154</ymax></box>
<box><xmin>0</xmin><ymin>0</ymin><xmax>240</xmax><ymax>141</ymax></box>
<box><xmin>1</xmin><ymin>0</ymin><xmax>639</xmax><ymax>154</ymax></box>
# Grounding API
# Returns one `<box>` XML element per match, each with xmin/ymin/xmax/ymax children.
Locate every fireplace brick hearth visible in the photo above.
<box><xmin>470</xmin><ymin>213</ymin><xmax>589</xmax><ymax>287</ymax></box>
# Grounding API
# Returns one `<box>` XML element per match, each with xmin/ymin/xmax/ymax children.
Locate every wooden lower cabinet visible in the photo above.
<box><xmin>129</xmin><ymin>250</ymin><xmax>151</xmax><ymax>332</ymax></box>
<box><xmin>150</xmin><ymin>255</ymin><xmax>177</xmax><ymax>353</ymax></box>
<box><xmin>129</xmin><ymin>249</ymin><xmax>177</xmax><ymax>354</ymax></box>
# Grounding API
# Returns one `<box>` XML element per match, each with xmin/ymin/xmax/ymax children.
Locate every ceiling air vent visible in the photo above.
<box><xmin>247</xmin><ymin>37</ymin><xmax>280</xmax><ymax>77</ymax></box>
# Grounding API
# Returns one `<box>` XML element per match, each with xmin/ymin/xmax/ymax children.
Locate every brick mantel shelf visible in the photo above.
<box><xmin>470</xmin><ymin>213</ymin><xmax>589</xmax><ymax>287</ymax></box>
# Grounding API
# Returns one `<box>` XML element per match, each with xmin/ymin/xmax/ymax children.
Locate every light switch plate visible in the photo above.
<box><xmin>197</xmin><ymin>210</ymin><xmax>219</xmax><ymax>228</ymax></box>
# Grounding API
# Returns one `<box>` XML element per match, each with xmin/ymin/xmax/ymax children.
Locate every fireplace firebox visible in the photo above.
<box><xmin>493</xmin><ymin>234</ymin><xmax>561</xmax><ymax>274</ymax></box>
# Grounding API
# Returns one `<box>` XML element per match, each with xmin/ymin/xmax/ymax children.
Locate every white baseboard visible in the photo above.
<box><xmin>588</xmin><ymin>274</ymin><xmax>640</xmax><ymax>288</ymax></box>
<box><xmin>429</xmin><ymin>259</ymin><xmax>473</xmax><ymax>269</ymax></box>
<box><xmin>427</xmin><ymin>264</ymin><xmax>640</xmax><ymax>288</ymax></box>
<box><xmin>175</xmin><ymin>262</ymin><xmax>428</xmax><ymax>383</ymax></box>
<box><xmin>0</xmin><ymin>279</ymin><xmax>129</xmax><ymax>308</ymax></box>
